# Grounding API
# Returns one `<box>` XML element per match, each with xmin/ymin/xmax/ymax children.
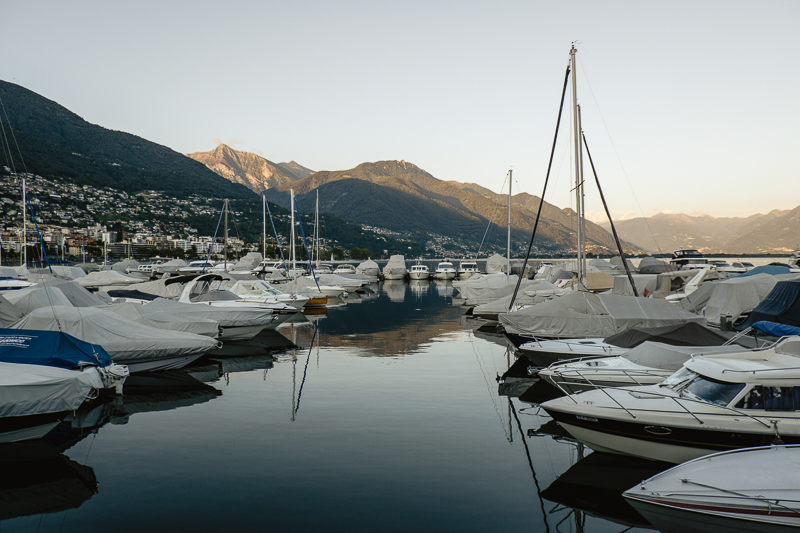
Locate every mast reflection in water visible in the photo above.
<box><xmin>2</xmin><ymin>281</ymin><xmax>656</xmax><ymax>532</ymax></box>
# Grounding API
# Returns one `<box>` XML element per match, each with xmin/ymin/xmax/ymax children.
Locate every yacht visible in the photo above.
<box><xmin>409</xmin><ymin>263</ymin><xmax>430</xmax><ymax>280</ymax></box>
<box><xmin>433</xmin><ymin>261</ymin><xmax>457</xmax><ymax>280</ymax></box>
<box><xmin>333</xmin><ymin>264</ymin><xmax>356</xmax><ymax>275</ymax></box>
<box><xmin>176</xmin><ymin>259</ymin><xmax>216</xmax><ymax>276</ymax></box>
<box><xmin>228</xmin><ymin>279</ymin><xmax>310</xmax><ymax>310</ymax></box>
<box><xmin>669</xmin><ymin>249</ymin><xmax>709</xmax><ymax>270</ymax></box>
<box><xmin>541</xmin><ymin>336</ymin><xmax>800</xmax><ymax>464</ymax></box>
<box><xmin>457</xmin><ymin>261</ymin><xmax>479</xmax><ymax>279</ymax></box>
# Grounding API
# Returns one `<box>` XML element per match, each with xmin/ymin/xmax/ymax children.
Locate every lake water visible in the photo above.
<box><xmin>1</xmin><ymin>280</ymin><xmax>656</xmax><ymax>532</ymax></box>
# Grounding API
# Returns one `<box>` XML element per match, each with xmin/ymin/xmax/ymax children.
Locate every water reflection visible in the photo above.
<box><xmin>0</xmin><ymin>440</ymin><xmax>97</xmax><ymax>520</ymax></box>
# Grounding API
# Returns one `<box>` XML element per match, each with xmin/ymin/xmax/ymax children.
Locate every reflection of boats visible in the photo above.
<box><xmin>625</xmin><ymin>445</ymin><xmax>800</xmax><ymax>533</ymax></box>
<box><xmin>0</xmin><ymin>440</ymin><xmax>98</xmax><ymax>520</ymax></box>
<box><xmin>434</xmin><ymin>280</ymin><xmax>454</xmax><ymax>298</ymax></box>
<box><xmin>214</xmin><ymin>355</ymin><xmax>274</xmax><ymax>374</ymax></box>
<box><xmin>409</xmin><ymin>279</ymin><xmax>430</xmax><ymax>298</ymax></box>
<box><xmin>383</xmin><ymin>279</ymin><xmax>406</xmax><ymax>303</ymax></box>
<box><xmin>542</xmin><ymin>336</ymin><xmax>800</xmax><ymax>463</ymax></box>
<box><xmin>542</xmin><ymin>451</ymin><xmax>664</xmax><ymax>530</ymax></box>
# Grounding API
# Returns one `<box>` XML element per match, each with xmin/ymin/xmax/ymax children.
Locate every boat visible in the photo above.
<box><xmin>0</xmin><ymin>361</ymin><xmax>98</xmax><ymax>442</ymax></box>
<box><xmin>176</xmin><ymin>259</ymin><xmax>216</xmax><ymax>276</ymax></box>
<box><xmin>541</xmin><ymin>335</ymin><xmax>800</xmax><ymax>463</ymax></box>
<box><xmin>382</xmin><ymin>255</ymin><xmax>407</xmax><ymax>280</ymax></box>
<box><xmin>333</xmin><ymin>264</ymin><xmax>356</xmax><ymax>275</ymax></box>
<box><xmin>670</xmin><ymin>249</ymin><xmax>709</xmax><ymax>270</ymax></box>
<box><xmin>432</xmin><ymin>261</ymin><xmax>457</xmax><ymax>280</ymax></box>
<box><xmin>408</xmin><ymin>262</ymin><xmax>430</xmax><ymax>280</ymax></box>
<box><xmin>356</xmin><ymin>259</ymin><xmax>380</xmax><ymax>277</ymax></box>
<box><xmin>227</xmin><ymin>279</ymin><xmax>310</xmax><ymax>309</ymax></box>
<box><xmin>624</xmin><ymin>445</ymin><xmax>800</xmax><ymax>533</ymax></box>
<box><xmin>457</xmin><ymin>260</ymin><xmax>479</xmax><ymax>279</ymax></box>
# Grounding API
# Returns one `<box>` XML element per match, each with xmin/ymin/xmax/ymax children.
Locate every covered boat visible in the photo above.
<box><xmin>703</xmin><ymin>272</ymin><xmax>795</xmax><ymax>327</ymax></box>
<box><xmin>104</xmin><ymin>302</ymin><xmax>221</xmax><ymax>338</ymax></box>
<box><xmin>485</xmin><ymin>253</ymin><xmax>508</xmax><ymax>274</ymax></box>
<box><xmin>356</xmin><ymin>259</ymin><xmax>380</xmax><ymax>277</ymax></box>
<box><xmin>737</xmin><ymin>278</ymin><xmax>800</xmax><ymax>330</ymax></box>
<box><xmin>453</xmin><ymin>273</ymin><xmax>525</xmax><ymax>306</ymax></box>
<box><xmin>382</xmin><ymin>255</ymin><xmax>407</xmax><ymax>280</ymax></box>
<box><xmin>499</xmin><ymin>291</ymin><xmax>704</xmax><ymax>339</ymax></box>
<box><xmin>10</xmin><ymin>306</ymin><xmax>219</xmax><ymax>372</ymax></box>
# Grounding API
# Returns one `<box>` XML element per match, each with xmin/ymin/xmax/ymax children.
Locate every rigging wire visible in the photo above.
<box><xmin>476</xmin><ymin>172</ymin><xmax>508</xmax><ymax>256</ymax></box>
<box><xmin>576</xmin><ymin>54</ymin><xmax>665</xmax><ymax>256</ymax></box>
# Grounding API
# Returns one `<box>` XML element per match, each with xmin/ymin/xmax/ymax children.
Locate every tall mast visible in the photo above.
<box><xmin>570</xmin><ymin>44</ymin><xmax>585</xmax><ymax>283</ymax></box>
<box><xmin>290</xmin><ymin>189</ymin><xmax>296</xmax><ymax>277</ymax></box>
<box><xmin>507</xmin><ymin>169</ymin><xmax>512</xmax><ymax>275</ymax></box>
<box><xmin>224</xmin><ymin>198</ymin><xmax>228</xmax><ymax>271</ymax></box>
<box><xmin>21</xmin><ymin>177</ymin><xmax>26</xmax><ymax>266</ymax></box>
<box><xmin>262</xmin><ymin>195</ymin><xmax>266</xmax><ymax>258</ymax></box>
<box><xmin>578</xmin><ymin>104</ymin><xmax>587</xmax><ymax>278</ymax></box>
<box><xmin>315</xmin><ymin>190</ymin><xmax>320</xmax><ymax>269</ymax></box>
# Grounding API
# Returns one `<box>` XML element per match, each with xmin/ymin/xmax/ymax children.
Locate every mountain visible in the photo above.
<box><xmin>0</xmin><ymin>80</ymin><xmax>254</xmax><ymax>199</ymax></box>
<box><xmin>186</xmin><ymin>144</ymin><xmax>307</xmax><ymax>193</ymax></box>
<box><xmin>278</xmin><ymin>161</ymin><xmax>314</xmax><ymax>179</ymax></box>
<box><xmin>603</xmin><ymin>210</ymin><xmax>793</xmax><ymax>254</ymax></box>
<box><xmin>260</xmin><ymin>160</ymin><xmax>643</xmax><ymax>255</ymax></box>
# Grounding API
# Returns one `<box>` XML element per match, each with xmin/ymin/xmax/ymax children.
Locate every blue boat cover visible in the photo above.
<box><xmin>0</xmin><ymin>329</ymin><xmax>111</xmax><ymax>369</ymax></box>
<box><xmin>736</xmin><ymin>279</ymin><xmax>800</xmax><ymax>330</ymax></box>
<box><xmin>734</xmin><ymin>265</ymin><xmax>791</xmax><ymax>278</ymax></box>
<box><xmin>751</xmin><ymin>321</ymin><xmax>800</xmax><ymax>337</ymax></box>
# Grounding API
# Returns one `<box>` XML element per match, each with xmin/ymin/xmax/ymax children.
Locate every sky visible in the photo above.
<box><xmin>2</xmin><ymin>0</ymin><xmax>799</xmax><ymax>223</ymax></box>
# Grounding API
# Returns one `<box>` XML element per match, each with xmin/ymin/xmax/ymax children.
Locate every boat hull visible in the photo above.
<box><xmin>408</xmin><ymin>272</ymin><xmax>429</xmax><ymax>280</ymax></box>
<box><xmin>0</xmin><ymin>412</ymin><xmax>67</xmax><ymax>443</ymax></box>
<box><xmin>116</xmin><ymin>353</ymin><xmax>207</xmax><ymax>373</ymax></box>
<box><xmin>220</xmin><ymin>324</ymin><xmax>267</xmax><ymax>341</ymax></box>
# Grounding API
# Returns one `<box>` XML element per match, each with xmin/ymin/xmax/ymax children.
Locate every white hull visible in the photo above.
<box><xmin>383</xmin><ymin>273</ymin><xmax>406</xmax><ymax>280</ymax></box>
<box><xmin>408</xmin><ymin>272</ymin><xmax>429</xmax><ymax>280</ymax></box>
<box><xmin>559</xmin><ymin>422</ymin><xmax>716</xmax><ymax>464</ymax></box>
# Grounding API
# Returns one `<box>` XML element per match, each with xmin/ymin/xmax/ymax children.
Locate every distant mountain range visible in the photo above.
<box><xmin>191</xmin><ymin>145</ymin><xmax>641</xmax><ymax>255</ymax></box>
<box><xmin>601</xmin><ymin>209</ymin><xmax>800</xmax><ymax>255</ymax></box>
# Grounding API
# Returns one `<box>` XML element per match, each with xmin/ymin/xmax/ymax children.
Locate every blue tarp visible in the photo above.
<box><xmin>0</xmin><ymin>329</ymin><xmax>111</xmax><ymax>369</ymax></box>
<box><xmin>736</xmin><ymin>279</ymin><xmax>800</xmax><ymax>330</ymax></box>
<box><xmin>751</xmin><ymin>321</ymin><xmax>800</xmax><ymax>337</ymax></box>
<box><xmin>734</xmin><ymin>265</ymin><xmax>791</xmax><ymax>278</ymax></box>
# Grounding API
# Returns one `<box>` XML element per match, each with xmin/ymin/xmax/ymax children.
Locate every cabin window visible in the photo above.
<box><xmin>662</xmin><ymin>369</ymin><xmax>744</xmax><ymax>406</ymax></box>
<box><xmin>735</xmin><ymin>386</ymin><xmax>800</xmax><ymax>411</ymax></box>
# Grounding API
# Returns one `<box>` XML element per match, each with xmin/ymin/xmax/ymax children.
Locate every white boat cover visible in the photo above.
<box><xmin>0</xmin><ymin>267</ymin><xmax>20</xmax><ymax>278</ymax></box>
<box><xmin>611</xmin><ymin>274</ymin><xmax>658</xmax><ymax>297</ymax></box>
<box><xmin>703</xmin><ymin>273</ymin><xmax>799</xmax><ymax>327</ymax></box>
<box><xmin>309</xmin><ymin>274</ymin><xmax>364</xmax><ymax>290</ymax></box>
<box><xmin>454</xmin><ymin>274</ymin><xmax>521</xmax><ymax>305</ymax></box>
<box><xmin>105</xmin><ymin>302</ymin><xmax>221</xmax><ymax>337</ymax></box>
<box><xmin>112</xmin><ymin>259</ymin><xmax>140</xmax><ymax>273</ymax></box>
<box><xmin>382</xmin><ymin>255</ymin><xmax>407</xmax><ymax>278</ymax></box>
<box><xmin>356</xmin><ymin>260</ymin><xmax>380</xmax><ymax>276</ymax></box>
<box><xmin>472</xmin><ymin>281</ymin><xmax>568</xmax><ymax>316</ymax></box>
<box><xmin>609</xmin><ymin>256</ymin><xmax>636</xmax><ymax>271</ymax></box>
<box><xmin>0</xmin><ymin>362</ymin><xmax>95</xmax><ymax>418</ymax></box>
<box><xmin>588</xmin><ymin>259</ymin><xmax>617</xmax><ymax>271</ymax></box>
<box><xmin>270</xmin><ymin>282</ymin><xmax>326</xmax><ymax>299</ymax></box>
<box><xmin>108</xmin><ymin>277</ymin><xmax>185</xmax><ymax>299</ymax></box>
<box><xmin>485</xmin><ymin>254</ymin><xmax>507</xmax><ymax>274</ymax></box>
<box><xmin>677</xmin><ymin>281</ymin><xmax>717</xmax><ymax>314</ymax></box>
<box><xmin>3</xmin><ymin>286</ymin><xmax>74</xmax><ymax>315</ymax></box>
<box><xmin>623</xmin><ymin>341</ymin><xmax>750</xmax><ymax>371</ymax></box>
<box><xmin>499</xmin><ymin>291</ymin><xmax>705</xmax><ymax>337</ymax></box>
<box><xmin>0</xmin><ymin>295</ymin><xmax>24</xmax><ymax>328</ymax></box>
<box><xmin>230</xmin><ymin>252</ymin><xmax>263</xmax><ymax>272</ymax></box>
<box><xmin>144</xmin><ymin>298</ymin><xmax>273</xmax><ymax>328</ymax></box>
<box><xmin>10</xmin><ymin>306</ymin><xmax>219</xmax><ymax>362</ymax></box>
<box><xmin>155</xmin><ymin>259</ymin><xmax>187</xmax><ymax>274</ymax></box>
<box><xmin>47</xmin><ymin>266</ymin><xmax>88</xmax><ymax>280</ymax></box>
<box><xmin>77</xmin><ymin>270</ymin><xmax>142</xmax><ymax>287</ymax></box>
<box><xmin>638</xmin><ymin>256</ymin><xmax>672</xmax><ymax>274</ymax></box>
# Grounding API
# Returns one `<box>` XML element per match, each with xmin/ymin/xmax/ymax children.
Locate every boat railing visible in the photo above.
<box><xmin>550</xmin><ymin>367</ymin><xmax>666</xmax><ymax>389</ymax></box>
<box><xmin>562</xmin><ymin>383</ymin><xmax>774</xmax><ymax>429</ymax></box>
<box><xmin>675</xmin><ymin>479</ymin><xmax>800</xmax><ymax>516</ymax></box>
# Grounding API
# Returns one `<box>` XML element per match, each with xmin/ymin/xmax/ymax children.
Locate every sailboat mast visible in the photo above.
<box><xmin>224</xmin><ymin>198</ymin><xmax>228</xmax><ymax>271</ymax></box>
<box><xmin>578</xmin><ymin>104</ymin><xmax>587</xmax><ymax>278</ymax></box>
<box><xmin>570</xmin><ymin>44</ymin><xmax>585</xmax><ymax>283</ymax></box>
<box><xmin>290</xmin><ymin>189</ymin><xmax>296</xmax><ymax>277</ymax></box>
<box><xmin>315</xmin><ymin>190</ymin><xmax>320</xmax><ymax>269</ymax></box>
<box><xmin>507</xmin><ymin>169</ymin><xmax>512</xmax><ymax>275</ymax></box>
<box><xmin>262</xmin><ymin>195</ymin><xmax>266</xmax><ymax>258</ymax></box>
<box><xmin>21</xmin><ymin>176</ymin><xmax>26</xmax><ymax>266</ymax></box>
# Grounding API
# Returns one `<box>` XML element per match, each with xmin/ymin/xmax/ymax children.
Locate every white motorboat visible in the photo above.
<box><xmin>408</xmin><ymin>263</ymin><xmax>430</xmax><ymax>280</ymax></box>
<box><xmin>519</xmin><ymin>338</ymin><xmax>629</xmax><ymax>368</ymax></box>
<box><xmin>457</xmin><ymin>261</ymin><xmax>479</xmax><ymax>279</ymax></box>
<box><xmin>541</xmin><ymin>336</ymin><xmax>800</xmax><ymax>464</ymax></box>
<box><xmin>433</xmin><ymin>261</ymin><xmax>457</xmax><ymax>280</ymax></box>
<box><xmin>176</xmin><ymin>260</ymin><xmax>216</xmax><ymax>276</ymax></box>
<box><xmin>333</xmin><ymin>264</ymin><xmax>356</xmax><ymax>275</ymax></box>
<box><xmin>670</xmin><ymin>249</ymin><xmax>709</xmax><ymax>270</ymax></box>
<box><xmin>624</xmin><ymin>445</ymin><xmax>800</xmax><ymax>533</ymax></box>
<box><xmin>227</xmin><ymin>279</ymin><xmax>310</xmax><ymax>310</ymax></box>
<box><xmin>0</xmin><ymin>277</ymin><xmax>35</xmax><ymax>291</ymax></box>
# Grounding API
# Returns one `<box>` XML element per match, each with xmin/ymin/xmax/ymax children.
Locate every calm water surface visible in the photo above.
<box><xmin>2</xmin><ymin>280</ymin><xmax>655</xmax><ymax>532</ymax></box>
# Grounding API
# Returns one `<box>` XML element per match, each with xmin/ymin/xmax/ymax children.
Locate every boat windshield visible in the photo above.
<box><xmin>661</xmin><ymin>368</ymin><xmax>744</xmax><ymax>406</ymax></box>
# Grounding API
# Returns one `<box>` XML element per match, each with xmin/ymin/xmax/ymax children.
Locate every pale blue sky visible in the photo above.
<box><xmin>2</xmin><ymin>0</ymin><xmax>798</xmax><ymax>222</ymax></box>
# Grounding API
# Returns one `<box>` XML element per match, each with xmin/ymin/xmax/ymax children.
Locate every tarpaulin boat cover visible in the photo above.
<box><xmin>498</xmin><ymin>291</ymin><xmax>705</xmax><ymax>337</ymax></box>
<box><xmin>454</xmin><ymin>274</ymin><xmax>524</xmax><ymax>305</ymax></box>
<box><xmin>588</xmin><ymin>259</ymin><xmax>617</xmax><ymax>271</ymax></box>
<box><xmin>677</xmin><ymin>281</ymin><xmax>717</xmax><ymax>314</ymax></box>
<box><xmin>10</xmin><ymin>306</ymin><xmax>219</xmax><ymax>362</ymax></box>
<box><xmin>230</xmin><ymin>252</ymin><xmax>262</xmax><ymax>272</ymax></box>
<box><xmin>703</xmin><ymin>273</ymin><xmax>797</xmax><ymax>327</ymax></box>
<box><xmin>0</xmin><ymin>361</ymin><xmax>96</xmax><ymax>418</ymax></box>
<box><xmin>734</xmin><ymin>265</ymin><xmax>791</xmax><ymax>278</ymax></box>
<box><xmin>112</xmin><ymin>259</ymin><xmax>140</xmax><ymax>273</ymax></box>
<box><xmin>268</xmin><ymin>282</ymin><xmax>326</xmax><ymax>300</ymax></box>
<box><xmin>356</xmin><ymin>260</ymin><xmax>380</xmax><ymax>276</ymax></box>
<box><xmin>3</xmin><ymin>287</ymin><xmax>73</xmax><ymax>315</ymax></box>
<box><xmin>611</xmin><ymin>274</ymin><xmax>658</xmax><ymax>297</ymax></box>
<box><xmin>0</xmin><ymin>294</ymin><xmax>25</xmax><ymax>327</ymax></box>
<box><xmin>485</xmin><ymin>254</ymin><xmax>507</xmax><ymax>274</ymax></box>
<box><xmin>0</xmin><ymin>329</ymin><xmax>111</xmax><ymax>369</ymax></box>
<box><xmin>472</xmin><ymin>282</ymin><xmax>568</xmax><ymax>316</ymax></box>
<box><xmin>105</xmin><ymin>277</ymin><xmax>185</xmax><ymax>299</ymax></box>
<box><xmin>751</xmin><ymin>321</ymin><xmax>800</xmax><ymax>337</ymax></box>
<box><xmin>382</xmin><ymin>255</ymin><xmax>407</xmax><ymax>278</ymax></box>
<box><xmin>737</xmin><ymin>279</ymin><xmax>800</xmax><ymax>330</ymax></box>
<box><xmin>144</xmin><ymin>298</ymin><xmax>273</xmax><ymax>328</ymax></box>
<box><xmin>603</xmin><ymin>321</ymin><xmax>728</xmax><ymax>348</ymax></box>
<box><xmin>105</xmin><ymin>302</ymin><xmax>221</xmax><ymax>337</ymax></box>
<box><xmin>637</xmin><ymin>257</ymin><xmax>672</xmax><ymax>274</ymax></box>
<box><xmin>47</xmin><ymin>266</ymin><xmax>87</xmax><ymax>280</ymax></box>
<box><xmin>77</xmin><ymin>270</ymin><xmax>141</xmax><ymax>287</ymax></box>
<box><xmin>623</xmin><ymin>341</ymin><xmax>750</xmax><ymax>371</ymax></box>
<box><xmin>610</xmin><ymin>256</ymin><xmax>636</xmax><ymax>271</ymax></box>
